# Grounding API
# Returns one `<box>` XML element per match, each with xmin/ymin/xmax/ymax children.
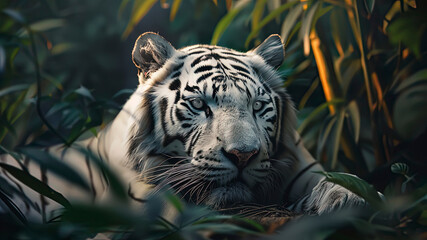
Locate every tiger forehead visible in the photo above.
<box><xmin>174</xmin><ymin>46</ymin><xmax>266</xmax><ymax>100</ymax></box>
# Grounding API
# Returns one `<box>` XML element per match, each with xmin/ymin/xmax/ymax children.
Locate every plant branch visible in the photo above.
<box><xmin>28</xmin><ymin>29</ymin><xmax>69</xmax><ymax>146</ymax></box>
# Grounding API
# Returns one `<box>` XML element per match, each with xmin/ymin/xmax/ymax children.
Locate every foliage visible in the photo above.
<box><xmin>1</xmin><ymin>0</ymin><xmax>426</xmax><ymax>239</ymax></box>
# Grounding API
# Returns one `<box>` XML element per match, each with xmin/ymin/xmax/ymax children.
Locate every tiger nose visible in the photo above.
<box><xmin>225</xmin><ymin>148</ymin><xmax>259</xmax><ymax>169</ymax></box>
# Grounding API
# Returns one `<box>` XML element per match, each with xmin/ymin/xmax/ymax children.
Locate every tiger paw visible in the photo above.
<box><xmin>304</xmin><ymin>180</ymin><xmax>366</xmax><ymax>215</ymax></box>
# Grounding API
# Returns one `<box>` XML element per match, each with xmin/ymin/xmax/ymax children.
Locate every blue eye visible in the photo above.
<box><xmin>190</xmin><ymin>98</ymin><xmax>204</xmax><ymax>109</ymax></box>
<box><xmin>253</xmin><ymin>101</ymin><xmax>264</xmax><ymax>111</ymax></box>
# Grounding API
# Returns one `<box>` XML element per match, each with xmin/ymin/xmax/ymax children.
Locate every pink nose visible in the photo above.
<box><xmin>228</xmin><ymin>149</ymin><xmax>259</xmax><ymax>168</ymax></box>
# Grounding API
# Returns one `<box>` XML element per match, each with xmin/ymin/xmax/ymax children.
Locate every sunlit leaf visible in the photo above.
<box><xmin>170</xmin><ymin>0</ymin><xmax>182</xmax><ymax>21</ymax></box>
<box><xmin>346</xmin><ymin>101</ymin><xmax>360</xmax><ymax>143</ymax></box>
<box><xmin>29</xmin><ymin>19</ymin><xmax>64</xmax><ymax>32</ymax></box>
<box><xmin>299</xmin><ymin>1</ymin><xmax>319</xmax><ymax>56</ymax></box>
<box><xmin>18</xmin><ymin>147</ymin><xmax>91</xmax><ymax>191</ymax></box>
<box><xmin>252</xmin><ymin>0</ymin><xmax>267</xmax><ymax>31</ymax></box>
<box><xmin>318</xmin><ymin>171</ymin><xmax>383</xmax><ymax>209</ymax></box>
<box><xmin>245</xmin><ymin>0</ymin><xmax>299</xmax><ymax>48</ymax></box>
<box><xmin>211</xmin><ymin>0</ymin><xmax>250</xmax><ymax>45</ymax></box>
<box><xmin>51</xmin><ymin>43</ymin><xmax>75</xmax><ymax>55</ymax></box>
<box><xmin>122</xmin><ymin>0</ymin><xmax>158</xmax><ymax>39</ymax></box>
<box><xmin>280</xmin><ymin>3</ymin><xmax>303</xmax><ymax>45</ymax></box>
<box><xmin>0</xmin><ymin>163</ymin><xmax>71</xmax><ymax>207</ymax></box>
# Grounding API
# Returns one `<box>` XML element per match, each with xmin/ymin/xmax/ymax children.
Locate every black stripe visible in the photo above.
<box><xmin>266</xmin><ymin>115</ymin><xmax>276</xmax><ymax>124</ymax></box>
<box><xmin>184</xmin><ymin>84</ymin><xmax>201</xmax><ymax>93</ymax></box>
<box><xmin>160</xmin><ymin>98</ymin><xmax>186</xmax><ymax>147</ymax></box>
<box><xmin>195</xmin><ymin>65</ymin><xmax>213</xmax><ymax>73</ymax></box>
<box><xmin>197</xmin><ymin>72</ymin><xmax>214</xmax><ymax>83</ymax></box>
<box><xmin>187</xmin><ymin>130</ymin><xmax>201</xmax><ymax>154</ymax></box>
<box><xmin>171</xmin><ymin>71</ymin><xmax>181</xmax><ymax>79</ymax></box>
<box><xmin>174</xmin><ymin>90</ymin><xmax>180</xmax><ymax>104</ymax></box>
<box><xmin>191</xmin><ymin>55</ymin><xmax>205</xmax><ymax>67</ymax></box>
<box><xmin>188</xmin><ymin>50</ymin><xmax>206</xmax><ymax>55</ymax></box>
<box><xmin>259</xmin><ymin>107</ymin><xmax>273</xmax><ymax>118</ymax></box>
<box><xmin>169</xmin><ymin>79</ymin><xmax>181</xmax><ymax>90</ymax></box>
<box><xmin>172</xmin><ymin>62</ymin><xmax>184</xmax><ymax>72</ymax></box>
<box><xmin>231</xmin><ymin>64</ymin><xmax>250</xmax><ymax>74</ymax></box>
<box><xmin>175</xmin><ymin>108</ymin><xmax>191</xmax><ymax>121</ymax></box>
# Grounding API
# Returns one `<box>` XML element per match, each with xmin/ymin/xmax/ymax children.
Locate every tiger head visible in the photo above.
<box><xmin>127</xmin><ymin>33</ymin><xmax>296</xmax><ymax>209</ymax></box>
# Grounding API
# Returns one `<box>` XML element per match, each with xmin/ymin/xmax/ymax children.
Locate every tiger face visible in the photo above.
<box><xmin>128</xmin><ymin>33</ymin><xmax>296</xmax><ymax>209</ymax></box>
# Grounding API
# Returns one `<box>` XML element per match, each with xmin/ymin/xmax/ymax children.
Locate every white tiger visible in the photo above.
<box><xmin>0</xmin><ymin>32</ymin><xmax>363</xmax><ymax>223</ymax></box>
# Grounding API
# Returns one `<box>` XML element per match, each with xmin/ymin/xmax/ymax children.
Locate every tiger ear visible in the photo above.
<box><xmin>251</xmin><ymin>34</ymin><xmax>284</xmax><ymax>69</ymax></box>
<box><xmin>132</xmin><ymin>32</ymin><xmax>176</xmax><ymax>78</ymax></box>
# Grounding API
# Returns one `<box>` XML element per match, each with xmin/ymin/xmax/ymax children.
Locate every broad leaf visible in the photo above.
<box><xmin>122</xmin><ymin>0</ymin><xmax>158</xmax><ymax>39</ymax></box>
<box><xmin>0</xmin><ymin>163</ymin><xmax>71</xmax><ymax>207</ymax></box>
<box><xmin>211</xmin><ymin>0</ymin><xmax>250</xmax><ymax>45</ymax></box>
<box><xmin>317</xmin><ymin>171</ymin><xmax>383</xmax><ymax>209</ymax></box>
<box><xmin>18</xmin><ymin>147</ymin><xmax>91</xmax><ymax>191</ymax></box>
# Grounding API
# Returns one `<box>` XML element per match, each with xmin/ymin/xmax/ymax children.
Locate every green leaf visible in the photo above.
<box><xmin>390</xmin><ymin>162</ymin><xmax>409</xmax><ymax>175</ymax></box>
<box><xmin>393</xmin><ymin>84</ymin><xmax>427</xmax><ymax>140</ymax></box>
<box><xmin>346</xmin><ymin>101</ymin><xmax>360</xmax><ymax>143</ymax></box>
<box><xmin>387</xmin><ymin>10</ymin><xmax>427</xmax><ymax>58</ymax></box>
<box><xmin>61</xmin><ymin>203</ymin><xmax>137</xmax><ymax>228</ymax></box>
<box><xmin>393</xmin><ymin>69</ymin><xmax>427</xmax><ymax>93</ymax></box>
<box><xmin>298</xmin><ymin>99</ymin><xmax>344</xmax><ymax>135</ymax></box>
<box><xmin>122</xmin><ymin>0</ymin><xmax>158</xmax><ymax>39</ymax></box>
<box><xmin>18</xmin><ymin>147</ymin><xmax>91</xmax><ymax>191</ymax></box>
<box><xmin>0</xmin><ymin>84</ymin><xmax>30</xmax><ymax>97</ymax></box>
<box><xmin>75</xmin><ymin>147</ymin><xmax>128</xmax><ymax>202</ymax></box>
<box><xmin>29</xmin><ymin>19</ymin><xmax>64</xmax><ymax>32</ymax></box>
<box><xmin>74</xmin><ymin>86</ymin><xmax>95</xmax><ymax>101</ymax></box>
<box><xmin>0</xmin><ymin>188</ymin><xmax>27</xmax><ymax>225</ymax></box>
<box><xmin>112</xmin><ymin>89</ymin><xmax>134</xmax><ymax>99</ymax></box>
<box><xmin>2</xmin><ymin>9</ymin><xmax>25</xmax><ymax>24</ymax></box>
<box><xmin>0</xmin><ymin>163</ymin><xmax>71</xmax><ymax>208</ymax></box>
<box><xmin>166</xmin><ymin>193</ymin><xmax>184</xmax><ymax>213</ymax></box>
<box><xmin>245</xmin><ymin>0</ymin><xmax>298</xmax><ymax>48</ymax></box>
<box><xmin>317</xmin><ymin>171</ymin><xmax>383</xmax><ymax>209</ymax></box>
<box><xmin>363</xmin><ymin>0</ymin><xmax>375</xmax><ymax>14</ymax></box>
<box><xmin>280</xmin><ymin>3</ymin><xmax>303</xmax><ymax>45</ymax></box>
<box><xmin>252</xmin><ymin>0</ymin><xmax>267</xmax><ymax>31</ymax></box>
<box><xmin>211</xmin><ymin>0</ymin><xmax>250</xmax><ymax>45</ymax></box>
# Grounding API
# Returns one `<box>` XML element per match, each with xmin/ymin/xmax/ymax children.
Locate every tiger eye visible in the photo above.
<box><xmin>190</xmin><ymin>98</ymin><xmax>204</xmax><ymax>109</ymax></box>
<box><xmin>253</xmin><ymin>101</ymin><xmax>264</xmax><ymax>111</ymax></box>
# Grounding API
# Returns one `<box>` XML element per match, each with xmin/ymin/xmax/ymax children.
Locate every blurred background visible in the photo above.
<box><xmin>0</xmin><ymin>0</ymin><xmax>426</xmax><ymax>239</ymax></box>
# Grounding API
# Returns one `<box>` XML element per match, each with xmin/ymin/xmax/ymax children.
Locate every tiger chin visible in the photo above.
<box><xmin>0</xmin><ymin>32</ymin><xmax>365</xmax><ymax>222</ymax></box>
